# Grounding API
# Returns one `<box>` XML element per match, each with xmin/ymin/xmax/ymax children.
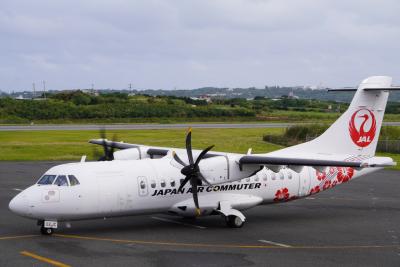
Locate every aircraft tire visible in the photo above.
<box><xmin>40</xmin><ymin>226</ymin><xmax>54</xmax><ymax>235</ymax></box>
<box><xmin>225</xmin><ymin>215</ymin><xmax>244</xmax><ymax>228</ymax></box>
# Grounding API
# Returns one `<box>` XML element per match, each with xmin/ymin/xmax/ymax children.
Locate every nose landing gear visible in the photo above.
<box><xmin>40</xmin><ymin>226</ymin><xmax>54</xmax><ymax>235</ymax></box>
<box><xmin>38</xmin><ymin>220</ymin><xmax>57</xmax><ymax>235</ymax></box>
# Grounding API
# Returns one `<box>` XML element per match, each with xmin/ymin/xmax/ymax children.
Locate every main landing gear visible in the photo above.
<box><xmin>218</xmin><ymin>201</ymin><xmax>246</xmax><ymax>228</ymax></box>
<box><xmin>225</xmin><ymin>215</ymin><xmax>245</xmax><ymax>228</ymax></box>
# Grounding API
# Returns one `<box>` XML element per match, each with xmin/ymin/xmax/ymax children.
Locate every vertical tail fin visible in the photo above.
<box><xmin>275</xmin><ymin>76</ymin><xmax>393</xmax><ymax>156</ymax></box>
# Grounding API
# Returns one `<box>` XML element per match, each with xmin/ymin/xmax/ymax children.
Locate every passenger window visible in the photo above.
<box><xmin>262</xmin><ymin>175</ymin><xmax>268</xmax><ymax>181</ymax></box>
<box><xmin>150</xmin><ymin>180</ymin><xmax>156</xmax><ymax>188</ymax></box>
<box><xmin>288</xmin><ymin>172</ymin><xmax>292</xmax><ymax>180</ymax></box>
<box><xmin>254</xmin><ymin>176</ymin><xmax>259</xmax><ymax>182</ymax></box>
<box><xmin>140</xmin><ymin>181</ymin><xmax>146</xmax><ymax>189</ymax></box>
<box><xmin>246</xmin><ymin>178</ymin><xmax>250</xmax><ymax>182</ymax></box>
<box><xmin>170</xmin><ymin>180</ymin><xmax>176</xmax><ymax>187</ymax></box>
<box><xmin>161</xmin><ymin>180</ymin><xmax>166</xmax><ymax>188</ymax></box>
<box><xmin>279</xmin><ymin>172</ymin><xmax>284</xmax><ymax>180</ymax></box>
<box><xmin>37</xmin><ymin>175</ymin><xmax>56</xmax><ymax>185</ymax></box>
<box><xmin>271</xmin><ymin>173</ymin><xmax>276</xmax><ymax>180</ymax></box>
<box><xmin>54</xmin><ymin>175</ymin><xmax>69</xmax><ymax>186</ymax></box>
<box><xmin>68</xmin><ymin>175</ymin><xmax>80</xmax><ymax>186</ymax></box>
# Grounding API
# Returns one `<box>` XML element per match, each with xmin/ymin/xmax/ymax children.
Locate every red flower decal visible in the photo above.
<box><xmin>323</xmin><ymin>180</ymin><xmax>331</xmax><ymax>190</ymax></box>
<box><xmin>309</xmin><ymin>185</ymin><xmax>320</xmax><ymax>195</ymax></box>
<box><xmin>316</xmin><ymin>170</ymin><xmax>326</xmax><ymax>181</ymax></box>
<box><xmin>274</xmin><ymin>188</ymin><xmax>290</xmax><ymax>202</ymax></box>
<box><xmin>329</xmin><ymin>167</ymin><xmax>336</xmax><ymax>175</ymax></box>
<box><xmin>337</xmin><ymin>167</ymin><xmax>354</xmax><ymax>183</ymax></box>
<box><xmin>332</xmin><ymin>180</ymin><xmax>337</xmax><ymax>187</ymax></box>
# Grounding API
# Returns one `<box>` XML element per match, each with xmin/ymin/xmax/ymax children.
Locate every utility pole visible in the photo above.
<box><xmin>43</xmin><ymin>80</ymin><xmax>46</xmax><ymax>99</ymax></box>
<box><xmin>32</xmin><ymin>83</ymin><xmax>36</xmax><ymax>99</ymax></box>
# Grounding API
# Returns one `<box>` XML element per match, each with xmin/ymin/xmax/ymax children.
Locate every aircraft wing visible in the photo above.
<box><xmin>239</xmin><ymin>155</ymin><xmax>396</xmax><ymax>168</ymax></box>
<box><xmin>89</xmin><ymin>139</ymin><xmax>170</xmax><ymax>158</ymax></box>
<box><xmin>89</xmin><ymin>139</ymin><xmax>222</xmax><ymax>159</ymax></box>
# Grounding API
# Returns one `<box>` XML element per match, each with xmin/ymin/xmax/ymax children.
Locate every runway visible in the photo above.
<box><xmin>1</xmin><ymin>162</ymin><xmax>399</xmax><ymax>266</ymax></box>
<box><xmin>1</xmin><ymin>121</ymin><xmax>400</xmax><ymax>131</ymax></box>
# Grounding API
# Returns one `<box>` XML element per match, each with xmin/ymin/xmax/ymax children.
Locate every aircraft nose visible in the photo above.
<box><xmin>9</xmin><ymin>193</ymin><xmax>29</xmax><ymax>216</ymax></box>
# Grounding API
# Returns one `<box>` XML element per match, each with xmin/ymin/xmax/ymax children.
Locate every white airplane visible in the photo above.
<box><xmin>9</xmin><ymin>76</ymin><xmax>399</xmax><ymax>235</ymax></box>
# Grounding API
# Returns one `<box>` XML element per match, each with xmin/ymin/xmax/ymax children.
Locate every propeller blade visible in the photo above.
<box><xmin>194</xmin><ymin>145</ymin><xmax>215</xmax><ymax>167</ymax></box>
<box><xmin>190</xmin><ymin>178</ymin><xmax>200</xmax><ymax>215</ymax></box>
<box><xmin>107</xmin><ymin>133</ymin><xmax>118</xmax><ymax>160</ymax></box>
<box><xmin>173</xmin><ymin>151</ymin><xmax>186</xmax><ymax>167</ymax></box>
<box><xmin>178</xmin><ymin>176</ymin><xmax>191</xmax><ymax>192</ymax></box>
<box><xmin>186</xmin><ymin>128</ymin><xmax>194</xmax><ymax>165</ymax></box>
<box><xmin>97</xmin><ymin>129</ymin><xmax>116</xmax><ymax>161</ymax></box>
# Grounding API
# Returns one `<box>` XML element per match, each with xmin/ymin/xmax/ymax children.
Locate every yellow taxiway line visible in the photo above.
<box><xmin>20</xmin><ymin>251</ymin><xmax>71</xmax><ymax>267</ymax></box>
<box><xmin>55</xmin><ymin>234</ymin><xmax>400</xmax><ymax>250</ymax></box>
<box><xmin>0</xmin><ymin>235</ymin><xmax>38</xmax><ymax>241</ymax></box>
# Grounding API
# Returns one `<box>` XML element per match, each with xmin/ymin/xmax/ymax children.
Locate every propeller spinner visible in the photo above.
<box><xmin>173</xmin><ymin>128</ymin><xmax>214</xmax><ymax>216</ymax></box>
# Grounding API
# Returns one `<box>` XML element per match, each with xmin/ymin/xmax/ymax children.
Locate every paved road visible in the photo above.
<box><xmin>1</xmin><ymin>121</ymin><xmax>399</xmax><ymax>131</ymax></box>
<box><xmin>0</xmin><ymin>162</ymin><xmax>399</xmax><ymax>266</ymax></box>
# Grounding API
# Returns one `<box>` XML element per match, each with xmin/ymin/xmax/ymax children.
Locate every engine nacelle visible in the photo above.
<box><xmin>113</xmin><ymin>148</ymin><xmax>141</xmax><ymax>160</ymax></box>
<box><xmin>199</xmin><ymin>155</ymin><xmax>261</xmax><ymax>185</ymax></box>
<box><xmin>199</xmin><ymin>156</ymin><xmax>229</xmax><ymax>184</ymax></box>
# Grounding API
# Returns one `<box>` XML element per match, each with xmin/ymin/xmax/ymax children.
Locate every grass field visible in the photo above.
<box><xmin>0</xmin><ymin>128</ymin><xmax>284</xmax><ymax>161</ymax></box>
<box><xmin>0</xmin><ymin>128</ymin><xmax>398</xmax><ymax>170</ymax></box>
<box><xmin>2</xmin><ymin>112</ymin><xmax>400</xmax><ymax>125</ymax></box>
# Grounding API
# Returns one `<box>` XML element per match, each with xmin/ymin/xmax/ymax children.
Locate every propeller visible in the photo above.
<box><xmin>173</xmin><ymin>128</ymin><xmax>214</xmax><ymax>216</ymax></box>
<box><xmin>95</xmin><ymin>129</ymin><xmax>117</xmax><ymax>161</ymax></box>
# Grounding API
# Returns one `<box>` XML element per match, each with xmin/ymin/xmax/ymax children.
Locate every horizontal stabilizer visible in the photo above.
<box><xmin>328</xmin><ymin>86</ymin><xmax>400</xmax><ymax>92</ymax></box>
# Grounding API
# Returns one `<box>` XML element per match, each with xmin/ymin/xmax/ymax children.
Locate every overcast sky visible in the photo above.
<box><xmin>1</xmin><ymin>0</ymin><xmax>399</xmax><ymax>91</ymax></box>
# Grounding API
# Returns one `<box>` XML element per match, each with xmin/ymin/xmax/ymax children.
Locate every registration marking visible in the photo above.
<box><xmin>151</xmin><ymin>216</ymin><xmax>207</xmax><ymax>229</ymax></box>
<box><xmin>258</xmin><ymin>239</ymin><xmax>292</xmax><ymax>248</ymax></box>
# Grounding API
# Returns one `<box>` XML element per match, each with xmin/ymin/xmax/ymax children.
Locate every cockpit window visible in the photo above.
<box><xmin>68</xmin><ymin>175</ymin><xmax>80</xmax><ymax>186</ymax></box>
<box><xmin>37</xmin><ymin>175</ymin><xmax>57</xmax><ymax>185</ymax></box>
<box><xmin>54</xmin><ymin>175</ymin><xmax>69</xmax><ymax>186</ymax></box>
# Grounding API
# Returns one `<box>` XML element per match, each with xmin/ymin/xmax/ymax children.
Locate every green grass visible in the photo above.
<box><xmin>0</xmin><ymin>128</ymin><xmax>284</xmax><ymax>161</ymax></box>
<box><xmin>0</xmin><ymin>128</ymin><xmax>398</xmax><ymax>170</ymax></box>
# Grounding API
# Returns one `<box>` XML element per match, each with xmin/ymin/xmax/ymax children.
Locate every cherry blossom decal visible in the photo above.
<box><xmin>274</xmin><ymin>188</ymin><xmax>290</xmax><ymax>202</ymax></box>
<box><xmin>316</xmin><ymin>170</ymin><xmax>326</xmax><ymax>181</ymax></box>
<box><xmin>323</xmin><ymin>180</ymin><xmax>331</xmax><ymax>190</ymax></box>
<box><xmin>309</xmin><ymin>185</ymin><xmax>320</xmax><ymax>195</ymax></box>
<box><xmin>337</xmin><ymin>167</ymin><xmax>354</xmax><ymax>183</ymax></box>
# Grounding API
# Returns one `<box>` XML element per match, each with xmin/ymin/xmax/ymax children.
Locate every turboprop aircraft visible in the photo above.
<box><xmin>9</xmin><ymin>76</ymin><xmax>399</xmax><ymax>235</ymax></box>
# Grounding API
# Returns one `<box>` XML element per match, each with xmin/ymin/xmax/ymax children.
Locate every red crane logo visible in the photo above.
<box><xmin>349</xmin><ymin>109</ymin><xmax>376</xmax><ymax>147</ymax></box>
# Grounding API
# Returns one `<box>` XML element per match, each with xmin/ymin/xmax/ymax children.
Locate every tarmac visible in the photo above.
<box><xmin>0</xmin><ymin>161</ymin><xmax>399</xmax><ymax>266</ymax></box>
<box><xmin>0</xmin><ymin>121</ymin><xmax>399</xmax><ymax>131</ymax></box>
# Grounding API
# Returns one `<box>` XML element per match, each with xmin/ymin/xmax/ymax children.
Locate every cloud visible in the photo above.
<box><xmin>0</xmin><ymin>0</ymin><xmax>400</xmax><ymax>91</ymax></box>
